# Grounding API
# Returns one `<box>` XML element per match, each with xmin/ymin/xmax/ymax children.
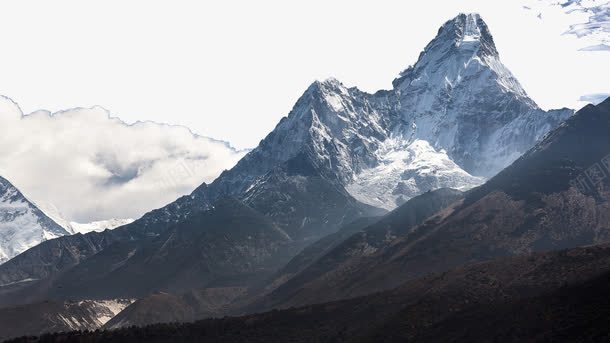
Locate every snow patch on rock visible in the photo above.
<box><xmin>346</xmin><ymin>139</ymin><xmax>483</xmax><ymax>210</ymax></box>
<box><xmin>70</xmin><ymin>218</ymin><xmax>135</xmax><ymax>234</ymax></box>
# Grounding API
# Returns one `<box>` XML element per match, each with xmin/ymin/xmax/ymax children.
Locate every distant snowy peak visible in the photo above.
<box><xmin>33</xmin><ymin>201</ymin><xmax>133</xmax><ymax>235</ymax></box>
<box><xmin>0</xmin><ymin>176</ymin><xmax>69</xmax><ymax>264</ymax></box>
<box><xmin>70</xmin><ymin>218</ymin><xmax>135</xmax><ymax>234</ymax></box>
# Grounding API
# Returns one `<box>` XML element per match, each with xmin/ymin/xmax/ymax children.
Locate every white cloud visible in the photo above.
<box><xmin>562</xmin><ymin>0</ymin><xmax>610</xmax><ymax>46</ymax></box>
<box><xmin>0</xmin><ymin>96</ymin><xmax>246</xmax><ymax>222</ymax></box>
<box><xmin>579</xmin><ymin>43</ymin><xmax>610</xmax><ymax>51</ymax></box>
<box><xmin>579</xmin><ymin>92</ymin><xmax>610</xmax><ymax>104</ymax></box>
<box><xmin>524</xmin><ymin>0</ymin><xmax>610</xmax><ymax>50</ymax></box>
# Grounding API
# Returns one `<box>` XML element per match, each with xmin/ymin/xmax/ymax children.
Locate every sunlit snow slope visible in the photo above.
<box><xmin>0</xmin><ymin>176</ymin><xmax>69</xmax><ymax>264</ymax></box>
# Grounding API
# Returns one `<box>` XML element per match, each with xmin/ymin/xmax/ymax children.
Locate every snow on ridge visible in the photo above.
<box><xmin>346</xmin><ymin>139</ymin><xmax>484</xmax><ymax>210</ymax></box>
<box><xmin>70</xmin><ymin>218</ymin><xmax>135</xmax><ymax>234</ymax></box>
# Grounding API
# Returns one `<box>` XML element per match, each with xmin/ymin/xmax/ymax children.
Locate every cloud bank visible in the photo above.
<box><xmin>579</xmin><ymin>92</ymin><xmax>610</xmax><ymax>104</ymax></box>
<box><xmin>0</xmin><ymin>96</ymin><xmax>246</xmax><ymax>222</ymax></box>
<box><xmin>524</xmin><ymin>0</ymin><xmax>610</xmax><ymax>51</ymax></box>
<box><xmin>563</xmin><ymin>0</ymin><xmax>610</xmax><ymax>50</ymax></box>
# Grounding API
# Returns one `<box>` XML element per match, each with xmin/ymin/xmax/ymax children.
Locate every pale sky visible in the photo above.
<box><xmin>0</xmin><ymin>0</ymin><xmax>608</xmax><ymax>149</ymax></box>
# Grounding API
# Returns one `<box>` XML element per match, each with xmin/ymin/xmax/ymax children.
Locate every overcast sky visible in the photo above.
<box><xmin>0</xmin><ymin>0</ymin><xmax>608</xmax><ymax>149</ymax></box>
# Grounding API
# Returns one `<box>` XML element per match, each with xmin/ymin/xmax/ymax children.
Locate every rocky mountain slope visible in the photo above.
<box><xmin>0</xmin><ymin>176</ymin><xmax>69</xmax><ymax>264</ymax></box>
<box><xmin>250</xmin><ymin>97</ymin><xmax>610</xmax><ymax>310</ymax></box>
<box><xmin>0</xmin><ymin>184</ymin><xmax>217</xmax><ymax>304</ymax></box>
<box><xmin>0</xmin><ymin>198</ymin><xmax>300</xmax><ymax>305</ymax></box>
<box><xmin>87</xmin><ymin>189</ymin><xmax>462</xmax><ymax>327</ymax></box>
<box><xmin>246</xmin><ymin>188</ymin><xmax>464</xmax><ymax>310</ymax></box>
<box><xmin>49</xmin><ymin>198</ymin><xmax>295</xmax><ymax>299</ymax></box>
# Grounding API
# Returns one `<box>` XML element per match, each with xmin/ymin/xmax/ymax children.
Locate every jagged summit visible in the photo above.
<box><xmin>393</xmin><ymin>13</ymin><xmax>526</xmax><ymax>98</ymax></box>
<box><xmin>447</xmin><ymin>13</ymin><xmax>497</xmax><ymax>54</ymax></box>
<box><xmin>204</xmin><ymin>12</ymin><xmax>572</xmax><ymax>211</ymax></box>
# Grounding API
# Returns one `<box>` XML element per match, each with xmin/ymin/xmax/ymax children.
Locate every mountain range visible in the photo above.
<box><xmin>1</xmin><ymin>13</ymin><xmax>608</xmax><ymax>342</ymax></box>
<box><xmin>93</xmin><ymin>92</ymin><xmax>610</xmax><ymax>323</ymax></box>
<box><xmin>9</xmin><ymin>76</ymin><xmax>608</xmax><ymax>343</ymax></box>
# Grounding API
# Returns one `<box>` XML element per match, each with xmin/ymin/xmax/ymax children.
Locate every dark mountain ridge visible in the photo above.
<box><xmin>8</xmin><ymin>242</ymin><xmax>610</xmax><ymax>342</ymax></box>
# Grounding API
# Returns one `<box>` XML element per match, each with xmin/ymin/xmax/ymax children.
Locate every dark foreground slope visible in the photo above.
<box><xmin>43</xmin><ymin>198</ymin><xmax>294</xmax><ymax>299</ymax></box>
<box><xmin>0</xmin><ymin>189</ymin><xmax>461</xmax><ymax>338</ymax></box>
<box><xmin>93</xmin><ymin>188</ymin><xmax>463</xmax><ymax>328</ymax></box>
<box><xmin>246</xmin><ymin>188</ymin><xmax>464</xmax><ymax>311</ymax></box>
<box><xmin>8</xmin><ymin>243</ymin><xmax>610</xmax><ymax>343</ymax></box>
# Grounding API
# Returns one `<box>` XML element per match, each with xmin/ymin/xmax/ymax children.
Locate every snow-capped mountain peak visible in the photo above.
<box><xmin>394</xmin><ymin>13</ymin><xmax>526</xmax><ymax>98</ymax></box>
<box><xmin>0</xmin><ymin>176</ymin><xmax>69</xmax><ymax>264</ymax></box>
<box><xmin>214</xmin><ymin>13</ymin><xmax>572</xmax><ymax>211</ymax></box>
<box><xmin>433</xmin><ymin>13</ymin><xmax>497</xmax><ymax>58</ymax></box>
<box><xmin>384</xmin><ymin>13</ymin><xmax>567</xmax><ymax>179</ymax></box>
